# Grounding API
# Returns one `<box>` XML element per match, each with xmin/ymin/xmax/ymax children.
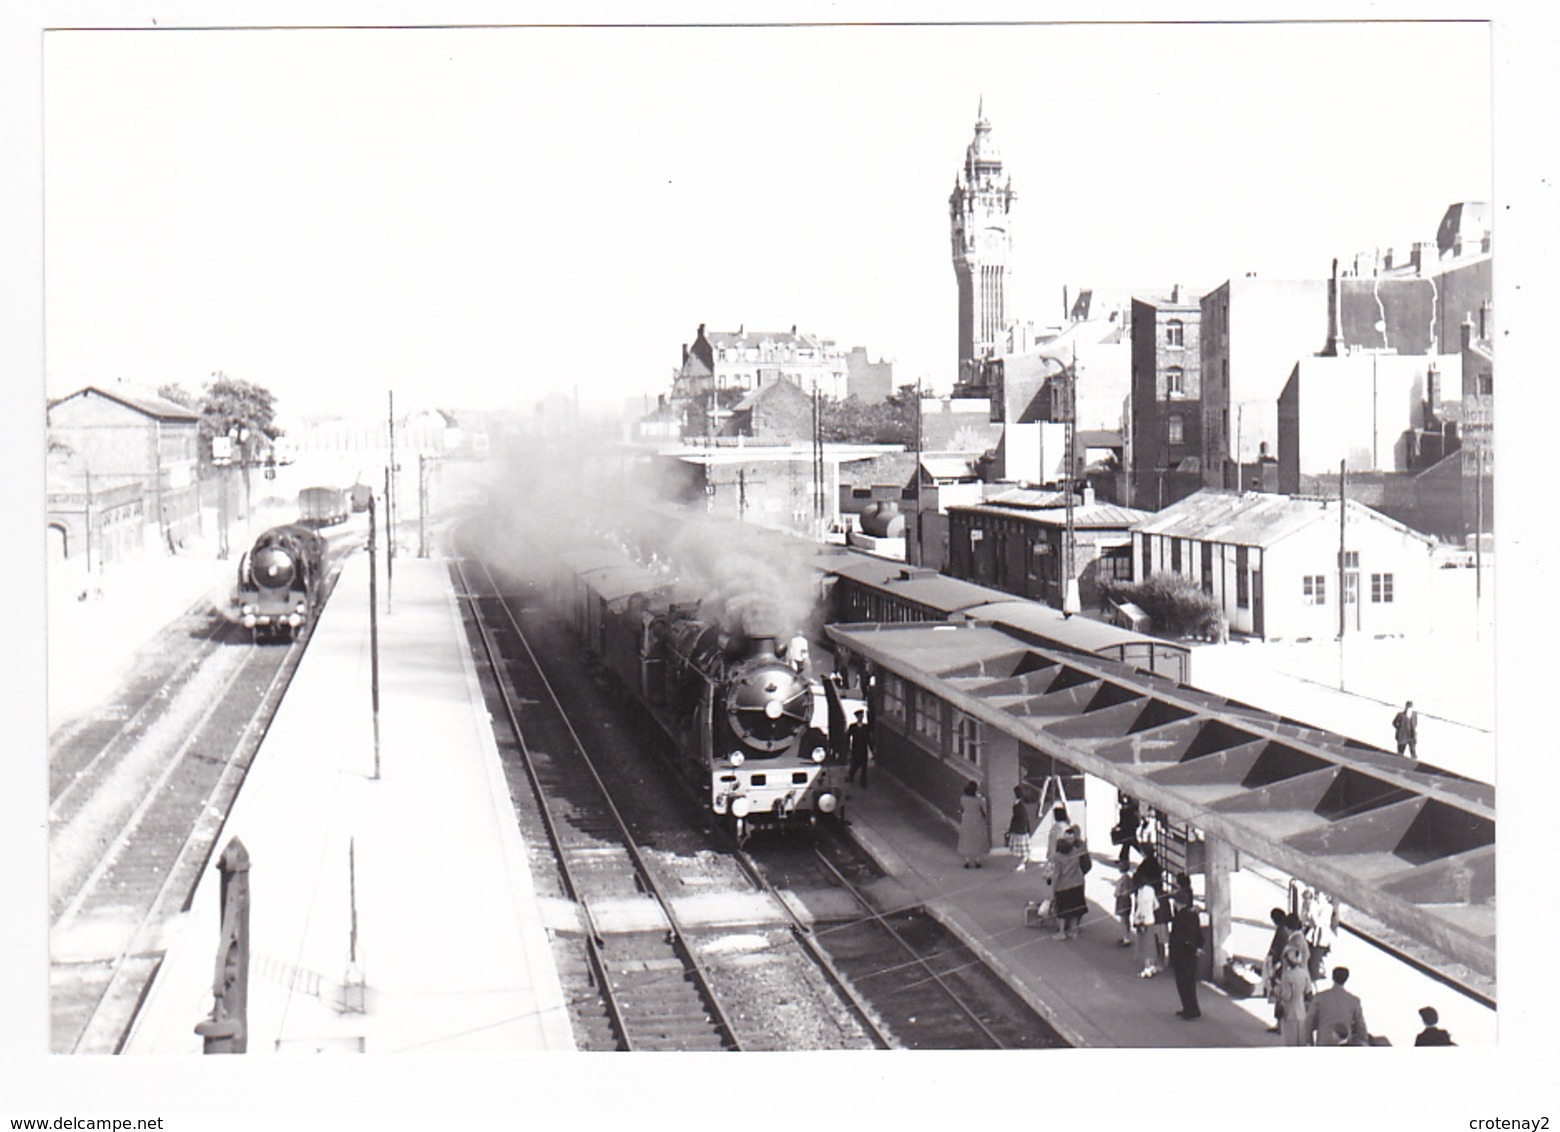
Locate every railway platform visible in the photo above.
<box><xmin>838</xmin><ymin>767</ymin><xmax>1495</xmax><ymax>1047</ymax></box>
<box><xmin>124</xmin><ymin>552</ymin><xmax>574</xmax><ymax>1054</ymax></box>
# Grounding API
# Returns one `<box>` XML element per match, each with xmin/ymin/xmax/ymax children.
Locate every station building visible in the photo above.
<box><xmin>46</xmin><ymin>383</ymin><xmax>203</xmax><ymax>561</ymax></box>
<box><xmin>944</xmin><ymin>491</ymin><xmax>1149</xmax><ymax>611</ymax></box>
<box><xmin>1130</xmin><ymin>489</ymin><xmax>1436</xmax><ymax>641</ymax></box>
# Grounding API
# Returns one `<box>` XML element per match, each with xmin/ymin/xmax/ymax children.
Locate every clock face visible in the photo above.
<box><xmin>982</xmin><ymin>228</ymin><xmax>1004</xmax><ymax>252</ymax></box>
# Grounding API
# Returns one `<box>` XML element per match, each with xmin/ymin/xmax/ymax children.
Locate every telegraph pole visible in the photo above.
<box><xmin>368</xmin><ymin>493</ymin><xmax>381</xmax><ymax>780</ymax></box>
<box><xmin>1062</xmin><ymin>348</ymin><xmax>1080</xmax><ymax>616</ymax></box>
<box><xmin>1338</xmin><ymin>459</ymin><xmax>1347</xmax><ymax>691</ymax></box>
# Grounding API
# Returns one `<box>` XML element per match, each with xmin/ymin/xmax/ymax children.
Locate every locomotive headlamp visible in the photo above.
<box><xmin>764</xmin><ymin>700</ymin><xmax>783</xmax><ymax>720</ymax></box>
<box><xmin>816</xmin><ymin>792</ymin><xmax>839</xmax><ymax>814</ymax></box>
<box><xmin>730</xmin><ymin>796</ymin><xmax>752</xmax><ymax>818</ymax></box>
<box><xmin>811</xmin><ymin>746</ymin><xmax>827</xmax><ymax>763</ymax></box>
<box><xmin>728</xmin><ymin>751</ymin><xmax>745</xmax><ymax>767</ymax></box>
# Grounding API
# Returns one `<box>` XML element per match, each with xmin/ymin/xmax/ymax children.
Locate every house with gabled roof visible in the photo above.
<box><xmin>1132</xmin><ymin>489</ymin><xmax>1436</xmax><ymax>641</ymax></box>
<box><xmin>46</xmin><ymin>383</ymin><xmax>203</xmax><ymax>558</ymax></box>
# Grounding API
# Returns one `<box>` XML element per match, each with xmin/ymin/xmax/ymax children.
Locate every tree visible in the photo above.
<box><xmin>158</xmin><ymin>383</ymin><xmax>200</xmax><ymax>410</ymax></box>
<box><xmin>819</xmin><ymin>383</ymin><xmax>919</xmax><ymax>445</ymax></box>
<box><xmin>197</xmin><ymin>372</ymin><xmax>282</xmax><ymax>466</ymax></box>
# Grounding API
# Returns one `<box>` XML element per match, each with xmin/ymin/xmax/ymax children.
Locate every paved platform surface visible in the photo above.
<box><xmin>837</xmin><ymin>767</ymin><xmax>1495</xmax><ymax>1048</ymax></box>
<box><xmin>124</xmin><ymin>553</ymin><xmax>574</xmax><ymax>1054</ymax></box>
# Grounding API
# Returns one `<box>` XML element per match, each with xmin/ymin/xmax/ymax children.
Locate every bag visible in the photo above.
<box><xmin>1025</xmin><ymin>899</ymin><xmax>1053</xmax><ymax>929</ymax></box>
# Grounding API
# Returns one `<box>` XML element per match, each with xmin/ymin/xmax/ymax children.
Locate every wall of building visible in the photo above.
<box><xmin>1129</xmin><ymin>296</ymin><xmax>1204</xmax><ymax>507</ymax></box>
<box><xmin>1204</xmin><ymin>278</ymin><xmax>1329</xmax><ymax>489</ymax></box>
<box><xmin>1260</xmin><ymin>513</ymin><xmax>1431</xmax><ymax>640</ymax></box>
<box><xmin>1278</xmin><ymin>352</ymin><xmax>1456</xmax><ymax>491</ymax></box>
<box><xmin>48</xmin><ymin>392</ymin><xmax>202</xmax><ymax>548</ymax></box>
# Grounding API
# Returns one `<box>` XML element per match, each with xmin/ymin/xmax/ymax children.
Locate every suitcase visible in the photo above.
<box><xmin>1025</xmin><ymin>899</ymin><xmax>1057</xmax><ymax>930</ymax></box>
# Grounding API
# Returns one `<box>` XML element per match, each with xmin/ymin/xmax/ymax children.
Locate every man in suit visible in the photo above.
<box><xmin>1168</xmin><ymin>888</ymin><xmax>1203</xmax><ymax>1020</ymax></box>
<box><xmin>1393</xmin><ymin>701</ymin><xmax>1419</xmax><ymax>759</ymax></box>
<box><xmin>1305</xmin><ymin>966</ymin><xmax>1369</xmax><ymax>1045</ymax></box>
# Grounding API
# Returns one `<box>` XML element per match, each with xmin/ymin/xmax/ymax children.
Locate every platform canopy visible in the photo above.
<box><xmin>828</xmin><ymin>620</ymin><xmax>1496</xmax><ymax>993</ymax></box>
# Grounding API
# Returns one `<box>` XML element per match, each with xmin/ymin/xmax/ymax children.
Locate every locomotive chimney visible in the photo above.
<box><xmin>748</xmin><ymin>634</ymin><xmax>778</xmax><ymax>658</ymax></box>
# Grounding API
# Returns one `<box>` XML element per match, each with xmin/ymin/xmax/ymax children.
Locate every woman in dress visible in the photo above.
<box><xmin>1275</xmin><ymin>939</ymin><xmax>1315</xmax><ymax>1046</ymax></box>
<box><xmin>1048</xmin><ymin>829</ymin><xmax>1088</xmax><ymax>940</ymax></box>
<box><xmin>957</xmin><ymin>781</ymin><xmax>988</xmax><ymax>869</ymax></box>
<box><xmin>1005</xmin><ymin>785</ymin><xmax>1033</xmax><ymax>868</ymax></box>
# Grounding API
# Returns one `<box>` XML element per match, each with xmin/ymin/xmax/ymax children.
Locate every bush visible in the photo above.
<box><xmin>1099</xmin><ymin>573</ymin><xmax>1225</xmax><ymax>640</ymax></box>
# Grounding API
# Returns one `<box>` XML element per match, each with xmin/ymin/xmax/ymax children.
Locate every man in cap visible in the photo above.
<box><xmin>846</xmin><ymin>709</ymin><xmax>872</xmax><ymax>787</ymax></box>
<box><xmin>1168</xmin><ymin>887</ymin><xmax>1204</xmax><ymax>1019</ymax></box>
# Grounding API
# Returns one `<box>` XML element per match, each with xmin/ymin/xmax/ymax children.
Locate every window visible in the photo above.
<box><xmin>1200</xmin><ymin>542</ymin><xmax>1214</xmax><ymax>595</ymax></box>
<box><xmin>1171</xmin><ymin>538</ymin><xmax>1183</xmax><ymax>573</ymax></box>
<box><xmin>1166</xmin><ymin>367</ymin><xmax>1185</xmax><ymax>397</ymax></box>
<box><xmin>1303</xmin><ymin>575</ymin><xmax>1327</xmax><ymax>605</ymax></box>
<box><xmin>1166</xmin><ymin>320</ymin><xmax>1184</xmax><ymax>347</ymax></box>
<box><xmin>1343</xmin><ymin>572</ymin><xmax>1359</xmax><ymax>604</ymax></box>
<box><xmin>880</xmin><ymin>673</ymin><xmax>906</xmax><ymax>722</ymax></box>
<box><xmin>1339</xmin><ymin>551</ymin><xmax>1359</xmax><ymax>569</ymax></box>
<box><xmin>1168</xmin><ymin>414</ymin><xmax>1184</xmax><ymax>446</ymax></box>
<box><xmin>953</xmin><ymin>712</ymin><xmax>982</xmax><ymax>765</ymax></box>
<box><xmin>1236</xmin><ymin>546</ymin><xmax>1249</xmax><ymax>609</ymax></box>
<box><xmin>1105</xmin><ymin>547</ymin><xmax>1134</xmax><ymax>580</ymax></box>
<box><xmin>1371</xmin><ymin>573</ymin><xmax>1395</xmax><ymax>603</ymax></box>
<box><xmin>912</xmin><ymin>691</ymin><xmax>942</xmax><ymax>743</ymax></box>
<box><xmin>1140</xmin><ymin>536</ymin><xmax>1151</xmax><ymax>581</ymax></box>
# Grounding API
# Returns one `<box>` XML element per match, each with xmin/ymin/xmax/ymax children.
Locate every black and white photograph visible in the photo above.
<box><xmin>5</xmin><ymin>1</ymin><xmax>1556</xmax><ymax>1125</ymax></box>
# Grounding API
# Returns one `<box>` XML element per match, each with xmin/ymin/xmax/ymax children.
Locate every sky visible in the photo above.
<box><xmin>38</xmin><ymin>18</ymin><xmax>1495</xmax><ymax>423</ymax></box>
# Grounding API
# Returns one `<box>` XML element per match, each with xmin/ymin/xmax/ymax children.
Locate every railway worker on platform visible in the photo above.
<box><xmin>1168</xmin><ymin>887</ymin><xmax>1204</xmax><ymax>1020</ymax></box>
<box><xmin>958</xmin><ymin>781</ymin><xmax>989</xmax><ymax>869</ymax></box>
<box><xmin>847</xmin><ymin>710</ymin><xmax>872</xmax><ymax>787</ymax></box>
<box><xmin>1393</xmin><ymin>700</ymin><xmax>1419</xmax><ymax>759</ymax></box>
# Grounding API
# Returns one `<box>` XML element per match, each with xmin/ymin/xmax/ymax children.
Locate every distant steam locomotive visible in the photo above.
<box><xmin>561</xmin><ymin>547</ymin><xmax>858</xmax><ymax>844</ymax></box>
<box><xmin>235</xmin><ymin>524</ymin><xmax>327</xmax><ymax>642</ymax></box>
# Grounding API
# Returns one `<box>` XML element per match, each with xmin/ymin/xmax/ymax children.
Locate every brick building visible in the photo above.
<box><xmin>1126</xmin><ymin>289</ymin><xmax>1204</xmax><ymax>509</ymax></box>
<box><xmin>46</xmin><ymin>384</ymin><xmax>202</xmax><ymax>557</ymax></box>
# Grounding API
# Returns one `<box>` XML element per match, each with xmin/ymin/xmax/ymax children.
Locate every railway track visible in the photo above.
<box><xmin>453</xmin><ymin>523</ymin><xmax>1067</xmax><ymax>1050</ymax></box>
<box><xmin>47</xmin><ymin>563</ymin><xmax>342</xmax><ymax>1054</ymax></box>
<box><xmin>455</xmin><ymin>549</ymin><xmax>755</xmax><ymax>1050</ymax></box>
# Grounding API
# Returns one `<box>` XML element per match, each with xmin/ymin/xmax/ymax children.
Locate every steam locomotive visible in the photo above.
<box><xmin>561</xmin><ymin>547</ymin><xmax>858</xmax><ymax>844</ymax></box>
<box><xmin>235</xmin><ymin>524</ymin><xmax>327</xmax><ymax>641</ymax></box>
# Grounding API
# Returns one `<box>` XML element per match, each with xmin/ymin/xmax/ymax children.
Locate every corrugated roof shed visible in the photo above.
<box><xmin>1133</xmin><ymin>490</ymin><xmax>1433</xmax><ymax>549</ymax></box>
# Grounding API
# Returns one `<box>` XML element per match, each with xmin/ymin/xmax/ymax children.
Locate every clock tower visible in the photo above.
<box><xmin>949</xmin><ymin>100</ymin><xmax>1016</xmax><ymax>396</ymax></box>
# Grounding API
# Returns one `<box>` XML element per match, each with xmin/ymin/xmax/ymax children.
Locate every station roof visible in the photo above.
<box><xmin>956</xmin><ymin>500</ymin><xmax>1151</xmax><ymax>529</ymax></box>
<box><xmin>963</xmin><ymin>601</ymin><xmax>1159</xmax><ymax>654</ymax></box>
<box><xmin>827</xmin><ymin>619</ymin><xmax>1496</xmax><ymax>991</ymax></box>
